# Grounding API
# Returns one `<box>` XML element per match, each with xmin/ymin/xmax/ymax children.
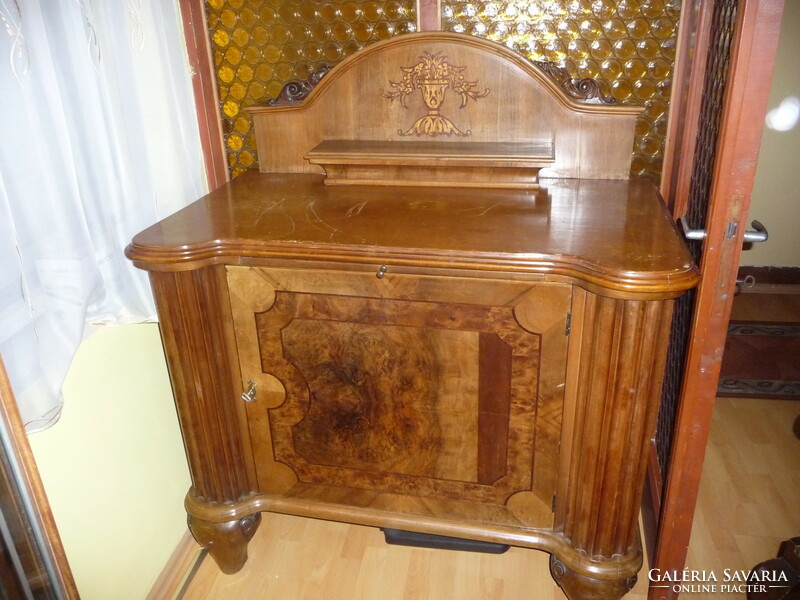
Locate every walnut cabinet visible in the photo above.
<box><xmin>127</xmin><ymin>33</ymin><xmax>699</xmax><ymax>600</ymax></box>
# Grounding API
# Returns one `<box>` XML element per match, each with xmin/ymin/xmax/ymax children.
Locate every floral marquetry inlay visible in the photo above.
<box><xmin>382</xmin><ymin>52</ymin><xmax>489</xmax><ymax>136</ymax></box>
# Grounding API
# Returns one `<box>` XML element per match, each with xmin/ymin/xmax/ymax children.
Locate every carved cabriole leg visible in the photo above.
<box><xmin>554</xmin><ymin>289</ymin><xmax>675</xmax><ymax>597</ymax></box>
<box><xmin>149</xmin><ymin>267</ymin><xmax>260</xmax><ymax>574</ymax></box>
<box><xmin>550</xmin><ymin>556</ymin><xmax>637</xmax><ymax>600</ymax></box>
<box><xmin>188</xmin><ymin>514</ymin><xmax>261</xmax><ymax>575</ymax></box>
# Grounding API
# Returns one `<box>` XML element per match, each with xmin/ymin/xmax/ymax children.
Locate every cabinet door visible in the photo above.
<box><xmin>226</xmin><ymin>265</ymin><xmax>571</xmax><ymax>531</ymax></box>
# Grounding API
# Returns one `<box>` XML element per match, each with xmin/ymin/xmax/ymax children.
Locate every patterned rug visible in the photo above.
<box><xmin>717</xmin><ymin>321</ymin><xmax>800</xmax><ymax>399</ymax></box>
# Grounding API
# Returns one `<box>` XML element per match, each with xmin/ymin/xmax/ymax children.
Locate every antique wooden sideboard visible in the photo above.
<box><xmin>126</xmin><ymin>33</ymin><xmax>699</xmax><ymax>599</ymax></box>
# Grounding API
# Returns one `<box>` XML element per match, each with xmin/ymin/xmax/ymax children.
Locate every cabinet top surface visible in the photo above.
<box><xmin>126</xmin><ymin>173</ymin><xmax>698</xmax><ymax>295</ymax></box>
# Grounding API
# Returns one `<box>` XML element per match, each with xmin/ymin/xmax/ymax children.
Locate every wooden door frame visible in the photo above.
<box><xmin>178</xmin><ymin>0</ymin><xmax>229</xmax><ymax>191</ymax></box>
<box><xmin>643</xmin><ymin>0</ymin><xmax>718</xmax><ymax>560</ymax></box>
<box><xmin>660</xmin><ymin>0</ymin><xmax>716</xmax><ymax>216</ymax></box>
<box><xmin>417</xmin><ymin>0</ymin><xmax>441</xmax><ymax>30</ymax></box>
<box><xmin>650</xmin><ymin>0</ymin><xmax>786</xmax><ymax>597</ymax></box>
<box><xmin>0</xmin><ymin>358</ymin><xmax>79</xmax><ymax>599</ymax></box>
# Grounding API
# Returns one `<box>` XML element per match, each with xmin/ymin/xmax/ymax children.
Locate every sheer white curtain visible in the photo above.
<box><xmin>0</xmin><ymin>0</ymin><xmax>206</xmax><ymax>431</ymax></box>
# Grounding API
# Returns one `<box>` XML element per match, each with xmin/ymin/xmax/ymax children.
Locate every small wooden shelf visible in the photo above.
<box><xmin>305</xmin><ymin>140</ymin><xmax>555</xmax><ymax>189</ymax></box>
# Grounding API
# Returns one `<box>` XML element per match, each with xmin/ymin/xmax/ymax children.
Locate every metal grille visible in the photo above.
<box><xmin>655</xmin><ymin>0</ymin><xmax>740</xmax><ymax>478</ymax></box>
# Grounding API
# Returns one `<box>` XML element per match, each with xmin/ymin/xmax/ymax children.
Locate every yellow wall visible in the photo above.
<box><xmin>740</xmin><ymin>0</ymin><xmax>800</xmax><ymax>267</ymax></box>
<box><xmin>28</xmin><ymin>324</ymin><xmax>190</xmax><ymax>600</ymax></box>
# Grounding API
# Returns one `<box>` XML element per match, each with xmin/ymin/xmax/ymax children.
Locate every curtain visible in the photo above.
<box><xmin>0</xmin><ymin>0</ymin><xmax>206</xmax><ymax>431</ymax></box>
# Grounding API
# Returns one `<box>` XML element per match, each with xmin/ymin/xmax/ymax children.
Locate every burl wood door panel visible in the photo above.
<box><xmin>227</xmin><ymin>265</ymin><xmax>571</xmax><ymax>530</ymax></box>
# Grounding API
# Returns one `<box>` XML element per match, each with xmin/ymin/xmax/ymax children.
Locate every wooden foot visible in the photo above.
<box><xmin>188</xmin><ymin>513</ymin><xmax>261</xmax><ymax>574</ymax></box>
<box><xmin>550</xmin><ymin>555</ymin><xmax>637</xmax><ymax>600</ymax></box>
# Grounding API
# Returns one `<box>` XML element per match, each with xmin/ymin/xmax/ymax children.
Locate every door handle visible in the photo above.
<box><xmin>741</xmin><ymin>220</ymin><xmax>768</xmax><ymax>243</ymax></box>
<box><xmin>677</xmin><ymin>216</ymin><xmax>706</xmax><ymax>241</ymax></box>
<box><xmin>677</xmin><ymin>217</ymin><xmax>768</xmax><ymax>243</ymax></box>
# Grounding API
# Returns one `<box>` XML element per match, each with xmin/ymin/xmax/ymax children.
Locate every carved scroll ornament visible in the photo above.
<box><xmin>264</xmin><ymin>56</ymin><xmax>613</xmax><ymax>112</ymax></box>
<box><xmin>267</xmin><ymin>65</ymin><xmax>333</xmax><ymax>106</ymax></box>
<box><xmin>534</xmin><ymin>60</ymin><xmax>616</xmax><ymax>104</ymax></box>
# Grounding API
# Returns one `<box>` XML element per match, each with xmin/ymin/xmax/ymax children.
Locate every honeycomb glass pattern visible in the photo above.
<box><xmin>441</xmin><ymin>0</ymin><xmax>680</xmax><ymax>180</ymax></box>
<box><xmin>206</xmin><ymin>0</ymin><xmax>416</xmax><ymax>177</ymax></box>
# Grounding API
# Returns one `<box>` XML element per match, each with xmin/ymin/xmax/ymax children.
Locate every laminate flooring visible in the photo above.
<box><xmin>683</xmin><ymin>396</ymin><xmax>799</xmax><ymax>599</ymax></box>
<box><xmin>683</xmin><ymin>290</ymin><xmax>800</xmax><ymax>600</ymax></box>
<box><xmin>181</xmin><ymin>512</ymin><xmax>651</xmax><ymax>600</ymax></box>
<box><xmin>180</xmin><ymin>291</ymin><xmax>800</xmax><ymax>600</ymax></box>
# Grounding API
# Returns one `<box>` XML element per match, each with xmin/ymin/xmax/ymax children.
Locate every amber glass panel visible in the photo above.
<box><xmin>206</xmin><ymin>0</ymin><xmax>417</xmax><ymax>177</ymax></box>
<box><xmin>441</xmin><ymin>0</ymin><xmax>680</xmax><ymax>179</ymax></box>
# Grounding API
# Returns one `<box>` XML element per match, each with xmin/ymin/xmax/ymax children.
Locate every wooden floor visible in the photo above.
<box><xmin>683</xmin><ymin>290</ymin><xmax>800</xmax><ymax>600</ymax></box>
<box><xmin>180</xmin><ymin>291</ymin><xmax>800</xmax><ymax>600</ymax></box>
<box><xmin>182</xmin><ymin>514</ymin><xmax>651</xmax><ymax>600</ymax></box>
<box><xmin>729</xmin><ymin>290</ymin><xmax>800</xmax><ymax>322</ymax></box>
<box><xmin>684</xmin><ymin>396</ymin><xmax>799</xmax><ymax>599</ymax></box>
